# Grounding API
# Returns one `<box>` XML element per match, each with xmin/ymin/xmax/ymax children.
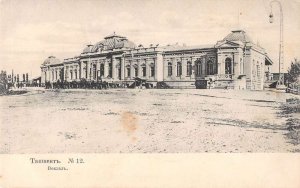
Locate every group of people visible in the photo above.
<box><xmin>44</xmin><ymin>77</ymin><xmax>157</xmax><ymax>90</ymax></box>
<box><xmin>44</xmin><ymin>79</ymin><xmax>111</xmax><ymax>89</ymax></box>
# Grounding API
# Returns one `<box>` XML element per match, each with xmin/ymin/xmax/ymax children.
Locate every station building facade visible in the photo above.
<box><xmin>41</xmin><ymin>30</ymin><xmax>273</xmax><ymax>90</ymax></box>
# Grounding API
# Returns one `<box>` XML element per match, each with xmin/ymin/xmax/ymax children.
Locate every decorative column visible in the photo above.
<box><xmin>191</xmin><ymin>57</ymin><xmax>195</xmax><ymax>79</ymax></box>
<box><xmin>182</xmin><ymin>57</ymin><xmax>186</xmax><ymax>78</ymax></box>
<box><xmin>51</xmin><ymin>69</ymin><xmax>53</xmax><ymax>82</ymax></box>
<box><xmin>153</xmin><ymin>58</ymin><xmax>157</xmax><ymax>80</ymax></box>
<box><xmin>145</xmin><ymin>59</ymin><xmax>150</xmax><ymax>79</ymax></box>
<box><xmin>217</xmin><ymin>53</ymin><xmax>222</xmax><ymax>74</ymax></box>
<box><xmin>202</xmin><ymin>56</ymin><xmax>206</xmax><ymax>76</ymax></box>
<box><xmin>112</xmin><ymin>57</ymin><xmax>116</xmax><ymax>80</ymax></box>
<box><xmin>80</xmin><ymin>61</ymin><xmax>83</xmax><ymax>79</ymax></box>
<box><xmin>163</xmin><ymin>58</ymin><xmax>168</xmax><ymax>80</ymax></box>
<box><xmin>234</xmin><ymin>52</ymin><xmax>241</xmax><ymax>76</ymax></box>
<box><xmin>49</xmin><ymin>68</ymin><xmax>51</xmax><ymax>82</ymax></box>
<box><xmin>231</xmin><ymin>53</ymin><xmax>234</xmax><ymax>75</ymax></box>
<box><xmin>137</xmin><ymin>59</ymin><xmax>141</xmax><ymax>77</ymax></box>
<box><xmin>90</xmin><ymin>62</ymin><xmax>92</xmax><ymax>80</ymax></box>
<box><xmin>86</xmin><ymin>61</ymin><xmax>90</xmax><ymax>80</ymax></box>
<box><xmin>78</xmin><ymin>62</ymin><xmax>81</xmax><ymax>79</ymax></box>
<box><xmin>155</xmin><ymin>53</ymin><xmax>163</xmax><ymax>81</ymax></box>
<box><xmin>172</xmin><ymin>58</ymin><xmax>176</xmax><ymax>79</ymax></box>
<box><xmin>121</xmin><ymin>56</ymin><xmax>125</xmax><ymax>80</ymax></box>
<box><xmin>130</xmin><ymin>61</ymin><xmax>134</xmax><ymax>79</ymax></box>
<box><xmin>41</xmin><ymin>69</ymin><xmax>45</xmax><ymax>83</ymax></box>
<box><xmin>104</xmin><ymin>59</ymin><xmax>109</xmax><ymax>78</ymax></box>
<box><xmin>96</xmin><ymin>60</ymin><xmax>100</xmax><ymax>81</ymax></box>
<box><xmin>65</xmin><ymin>66</ymin><xmax>68</xmax><ymax>81</ymax></box>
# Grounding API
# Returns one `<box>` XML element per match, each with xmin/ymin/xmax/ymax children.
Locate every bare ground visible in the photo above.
<box><xmin>0</xmin><ymin>88</ymin><xmax>299</xmax><ymax>153</ymax></box>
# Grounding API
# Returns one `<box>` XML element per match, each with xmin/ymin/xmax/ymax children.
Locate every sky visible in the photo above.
<box><xmin>0</xmin><ymin>0</ymin><xmax>300</xmax><ymax>77</ymax></box>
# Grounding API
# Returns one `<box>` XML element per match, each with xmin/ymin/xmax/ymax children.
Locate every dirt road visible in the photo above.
<box><xmin>0</xmin><ymin>88</ymin><xmax>299</xmax><ymax>153</ymax></box>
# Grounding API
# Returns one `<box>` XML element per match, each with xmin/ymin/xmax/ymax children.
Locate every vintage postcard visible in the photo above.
<box><xmin>0</xmin><ymin>0</ymin><xmax>300</xmax><ymax>187</ymax></box>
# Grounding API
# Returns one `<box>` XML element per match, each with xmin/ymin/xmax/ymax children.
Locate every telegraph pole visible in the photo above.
<box><xmin>269</xmin><ymin>0</ymin><xmax>286</xmax><ymax>90</ymax></box>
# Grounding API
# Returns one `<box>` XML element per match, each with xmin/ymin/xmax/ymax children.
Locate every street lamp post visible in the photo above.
<box><xmin>269</xmin><ymin>0</ymin><xmax>286</xmax><ymax>90</ymax></box>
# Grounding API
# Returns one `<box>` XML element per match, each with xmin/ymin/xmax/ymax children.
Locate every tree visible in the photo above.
<box><xmin>0</xmin><ymin>70</ymin><xmax>8</xmax><ymax>93</ymax></box>
<box><xmin>0</xmin><ymin>70</ymin><xmax>7</xmax><ymax>83</ymax></box>
<box><xmin>286</xmin><ymin>58</ymin><xmax>300</xmax><ymax>84</ymax></box>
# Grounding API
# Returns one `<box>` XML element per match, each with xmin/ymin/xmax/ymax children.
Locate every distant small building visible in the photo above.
<box><xmin>31</xmin><ymin>76</ymin><xmax>41</xmax><ymax>87</ymax></box>
<box><xmin>41</xmin><ymin>30</ymin><xmax>273</xmax><ymax>90</ymax></box>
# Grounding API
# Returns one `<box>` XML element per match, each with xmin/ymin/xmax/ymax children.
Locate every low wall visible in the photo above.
<box><xmin>164</xmin><ymin>81</ymin><xmax>195</xmax><ymax>89</ymax></box>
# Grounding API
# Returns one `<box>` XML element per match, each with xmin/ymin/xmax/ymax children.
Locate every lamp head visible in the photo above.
<box><xmin>269</xmin><ymin>13</ymin><xmax>274</xmax><ymax>23</ymax></box>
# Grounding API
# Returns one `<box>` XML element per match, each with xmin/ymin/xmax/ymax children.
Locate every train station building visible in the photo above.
<box><xmin>41</xmin><ymin>30</ymin><xmax>273</xmax><ymax>90</ymax></box>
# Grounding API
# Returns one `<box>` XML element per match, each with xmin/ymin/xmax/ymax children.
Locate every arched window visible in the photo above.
<box><xmin>177</xmin><ymin>62</ymin><xmax>182</xmax><ymax>76</ymax></box>
<box><xmin>187</xmin><ymin>61</ymin><xmax>192</xmax><ymax>76</ymax></box>
<box><xmin>117</xmin><ymin>63</ymin><xmax>121</xmax><ymax>79</ymax></box>
<box><xmin>168</xmin><ymin>62</ymin><xmax>172</xmax><ymax>76</ymax></box>
<box><xmin>108</xmin><ymin>62</ymin><xmax>112</xmax><ymax>78</ymax></box>
<box><xmin>83</xmin><ymin>62</ymin><xmax>87</xmax><ymax>78</ymax></box>
<box><xmin>141</xmin><ymin>64</ymin><xmax>146</xmax><ymax>77</ymax></box>
<box><xmin>60</xmin><ymin>68</ymin><xmax>64</xmax><ymax>81</ymax></box>
<box><xmin>150</xmin><ymin>63</ymin><xmax>155</xmax><ymax>77</ymax></box>
<box><xmin>134</xmin><ymin>65</ymin><xmax>138</xmax><ymax>77</ymax></box>
<box><xmin>100</xmin><ymin>64</ymin><xmax>104</xmax><ymax>77</ymax></box>
<box><xmin>93</xmin><ymin>64</ymin><xmax>97</xmax><ymax>80</ymax></box>
<box><xmin>126</xmin><ymin>65</ymin><xmax>131</xmax><ymax>77</ymax></box>
<box><xmin>225</xmin><ymin>58</ymin><xmax>232</xmax><ymax>74</ymax></box>
<box><xmin>70</xmin><ymin>70</ymin><xmax>73</xmax><ymax>80</ymax></box>
<box><xmin>206</xmin><ymin>60</ymin><xmax>214</xmax><ymax>75</ymax></box>
<box><xmin>75</xmin><ymin>69</ymin><xmax>77</xmax><ymax>79</ymax></box>
<box><xmin>55</xmin><ymin>70</ymin><xmax>58</xmax><ymax>80</ymax></box>
<box><xmin>65</xmin><ymin>68</ymin><xmax>68</xmax><ymax>80</ymax></box>
<box><xmin>89</xmin><ymin>67</ymin><xmax>92</xmax><ymax>79</ymax></box>
<box><xmin>195</xmin><ymin>60</ymin><xmax>202</xmax><ymax>76</ymax></box>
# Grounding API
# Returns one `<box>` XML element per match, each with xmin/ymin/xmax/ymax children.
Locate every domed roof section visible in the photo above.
<box><xmin>223</xmin><ymin>30</ymin><xmax>253</xmax><ymax>43</ymax></box>
<box><xmin>42</xmin><ymin>56</ymin><xmax>61</xmax><ymax>66</ymax></box>
<box><xmin>90</xmin><ymin>32</ymin><xmax>136</xmax><ymax>52</ymax></box>
<box><xmin>82</xmin><ymin>44</ymin><xmax>94</xmax><ymax>54</ymax></box>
